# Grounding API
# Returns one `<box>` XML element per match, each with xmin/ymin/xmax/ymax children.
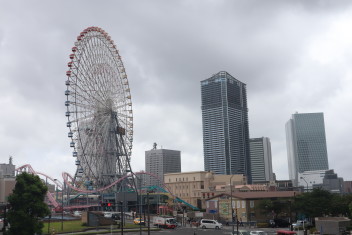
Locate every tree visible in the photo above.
<box><xmin>6</xmin><ymin>172</ymin><xmax>50</xmax><ymax>235</ymax></box>
<box><xmin>257</xmin><ymin>199</ymin><xmax>291</xmax><ymax>219</ymax></box>
<box><xmin>293</xmin><ymin>188</ymin><xmax>333</xmax><ymax>219</ymax></box>
<box><xmin>330</xmin><ymin>194</ymin><xmax>352</xmax><ymax>217</ymax></box>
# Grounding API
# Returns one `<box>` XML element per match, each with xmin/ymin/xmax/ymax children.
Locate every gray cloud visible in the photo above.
<box><xmin>1</xmin><ymin>0</ymin><xmax>352</xmax><ymax>181</ymax></box>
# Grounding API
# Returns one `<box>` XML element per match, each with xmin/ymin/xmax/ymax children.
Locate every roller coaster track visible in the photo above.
<box><xmin>14</xmin><ymin>164</ymin><xmax>200</xmax><ymax>210</ymax></box>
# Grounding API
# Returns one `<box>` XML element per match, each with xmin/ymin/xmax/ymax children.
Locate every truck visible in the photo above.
<box><xmin>152</xmin><ymin>216</ymin><xmax>177</xmax><ymax>229</ymax></box>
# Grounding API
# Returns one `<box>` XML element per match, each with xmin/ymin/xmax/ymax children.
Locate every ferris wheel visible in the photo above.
<box><xmin>65</xmin><ymin>27</ymin><xmax>133</xmax><ymax>189</ymax></box>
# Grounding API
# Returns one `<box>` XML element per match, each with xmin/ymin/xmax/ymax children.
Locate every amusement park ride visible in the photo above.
<box><xmin>15</xmin><ymin>27</ymin><xmax>198</xmax><ymax>213</ymax></box>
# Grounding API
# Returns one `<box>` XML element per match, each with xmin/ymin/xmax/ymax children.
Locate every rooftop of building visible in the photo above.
<box><xmin>206</xmin><ymin>191</ymin><xmax>298</xmax><ymax>200</ymax></box>
<box><xmin>164</xmin><ymin>171</ymin><xmax>209</xmax><ymax>176</ymax></box>
<box><xmin>201</xmin><ymin>71</ymin><xmax>246</xmax><ymax>85</ymax></box>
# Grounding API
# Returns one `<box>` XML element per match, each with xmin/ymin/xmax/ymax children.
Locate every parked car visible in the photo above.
<box><xmin>232</xmin><ymin>230</ymin><xmax>250</xmax><ymax>235</ymax></box>
<box><xmin>134</xmin><ymin>218</ymin><xmax>145</xmax><ymax>225</ymax></box>
<box><xmin>200</xmin><ymin>219</ymin><xmax>223</xmax><ymax>229</ymax></box>
<box><xmin>111</xmin><ymin>213</ymin><xmax>120</xmax><ymax>220</ymax></box>
<box><xmin>250</xmin><ymin>231</ymin><xmax>268</xmax><ymax>235</ymax></box>
<box><xmin>270</xmin><ymin>219</ymin><xmax>291</xmax><ymax>228</ymax></box>
<box><xmin>292</xmin><ymin>220</ymin><xmax>310</xmax><ymax>228</ymax></box>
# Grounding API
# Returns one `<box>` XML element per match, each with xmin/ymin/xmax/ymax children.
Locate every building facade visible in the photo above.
<box><xmin>164</xmin><ymin>171</ymin><xmax>247</xmax><ymax>209</ymax></box>
<box><xmin>249</xmin><ymin>137</ymin><xmax>274</xmax><ymax>183</ymax></box>
<box><xmin>201</xmin><ymin>71</ymin><xmax>251</xmax><ymax>182</ymax></box>
<box><xmin>145</xmin><ymin>146</ymin><xmax>181</xmax><ymax>187</ymax></box>
<box><xmin>0</xmin><ymin>157</ymin><xmax>16</xmax><ymax>203</ymax></box>
<box><xmin>205</xmin><ymin>191</ymin><xmax>297</xmax><ymax>223</ymax></box>
<box><xmin>285</xmin><ymin>112</ymin><xmax>329</xmax><ymax>185</ymax></box>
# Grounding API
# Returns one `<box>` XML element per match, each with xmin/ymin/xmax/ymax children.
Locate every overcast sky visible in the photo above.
<box><xmin>1</xmin><ymin>0</ymin><xmax>352</xmax><ymax>182</ymax></box>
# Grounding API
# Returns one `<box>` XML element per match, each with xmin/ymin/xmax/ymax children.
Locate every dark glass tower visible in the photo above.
<box><xmin>201</xmin><ymin>71</ymin><xmax>251</xmax><ymax>182</ymax></box>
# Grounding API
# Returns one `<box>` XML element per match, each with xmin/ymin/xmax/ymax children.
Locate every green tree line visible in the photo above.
<box><xmin>258</xmin><ymin>188</ymin><xmax>352</xmax><ymax>222</ymax></box>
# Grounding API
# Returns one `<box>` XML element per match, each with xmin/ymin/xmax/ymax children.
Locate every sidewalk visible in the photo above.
<box><xmin>55</xmin><ymin>227</ymin><xmax>160</xmax><ymax>235</ymax></box>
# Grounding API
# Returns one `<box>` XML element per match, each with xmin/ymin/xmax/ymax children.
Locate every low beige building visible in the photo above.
<box><xmin>164</xmin><ymin>171</ymin><xmax>247</xmax><ymax>209</ymax></box>
<box><xmin>206</xmin><ymin>191</ymin><xmax>297</xmax><ymax>223</ymax></box>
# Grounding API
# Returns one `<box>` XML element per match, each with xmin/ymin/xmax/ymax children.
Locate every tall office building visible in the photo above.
<box><xmin>249</xmin><ymin>137</ymin><xmax>274</xmax><ymax>183</ymax></box>
<box><xmin>285</xmin><ymin>112</ymin><xmax>329</xmax><ymax>185</ymax></box>
<box><xmin>201</xmin><ymin>71</ymin><xmax>251</xmax><ymax>182</ymax></box>
<box><xmin>145</xmin><ymin>144</ymin><xmax>181</xmax><ymax>186</ymax></box>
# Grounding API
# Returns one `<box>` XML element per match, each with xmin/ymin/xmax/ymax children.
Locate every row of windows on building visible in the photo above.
<box><xmin>175</xmin><ymin>192</ymin><xmax>202</xmax><ymax>197</ymax></box>
<box><xmin>209</xmin><ymin>200</ymin><xmax>255</xmax><ymax>209</ymax></box>
<box><xmin>174</xmin><ymin>184</ymin><xmax>197</xmax><ymax>189</ymax></box>
<box><xmin>168</xmin><ymin>177</ymin><xmax>199</xmax><ymax>182</ymax></box>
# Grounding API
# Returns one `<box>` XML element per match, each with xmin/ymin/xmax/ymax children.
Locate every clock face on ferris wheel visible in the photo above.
<box><xmin>65</xmin><ymin>27</ymin><xmax>133</xmax><ymax>189</ymax></box>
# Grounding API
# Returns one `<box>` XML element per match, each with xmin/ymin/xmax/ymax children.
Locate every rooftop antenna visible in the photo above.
<box><xmin>153</xmin><ymin>143</ymin><xmax>157</xmax><ymax>150</ymax></box>
<box><xmin>9</xmin><ymin>155</ymin><xmax>13</xmax><ymax>165</ymax></box>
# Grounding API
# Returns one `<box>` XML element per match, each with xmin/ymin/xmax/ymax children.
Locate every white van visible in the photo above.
<box><xmin>200</xmin><ymin>219</ymin><xmax>222</xmax><ymax>229</ymax></box>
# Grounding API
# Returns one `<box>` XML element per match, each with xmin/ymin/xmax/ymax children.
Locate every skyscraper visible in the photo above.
<box><xmin>145</xmin><ymin>144</ymin><xmax>181</xmax><ymax>186</ymax></box>
<box><xmin>285</xmin><ymin>112</ymin><xmax>329</xmax><ymax>185</ymax></box>
<box><xmin>201</xmin><ymin>71</ymin><xmax>251</xmax><ymax>182</ymax></box>
<box><xmin>249</xmin><ymin>137</ymin><xmax>274</xmax><ymax>183</ymax></box>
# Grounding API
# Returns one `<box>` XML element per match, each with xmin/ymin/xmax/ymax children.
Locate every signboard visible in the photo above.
<box><xmin>219</xmin><ymin>202</ymin><xmax>230</xmax><ymax>215</ymax></box>
<box><xmin>195</xmin><ymin>212</ymin><xmax>203</xmax><ymax>217</ymax></box>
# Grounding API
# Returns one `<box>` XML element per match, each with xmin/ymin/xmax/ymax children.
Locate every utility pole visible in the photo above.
<box><xmin>147</xmin><ymin>191</ymin><xmax>150</xmax><ymax>235</ymax></box>
<box><xmin>300</xmin><ymin>176</ymin><xmax>309</xmax><ymax>192</ymax></box>
<box><xmin>138</xmin><ymin>176</ymin><xmax>142</xmax><ymax>235</ymax></box>
<box><xmin>120</xmin><ymin>201</ymin><xmax>124</xmax><ymax>235</ymax></box>
<box><xmin>236</xmin><ymin>208</ymin><xmax>239</xmax><ymax>234</ymax></box>
<box><xmin>61</xmin><ymin>182</ymin><xmax>64</xmax><ymax>231</ymax></box>
<box><xmin>230</xmin><ymin>175</ymin><xmax>234</xmax><ymax>234</ymax></box>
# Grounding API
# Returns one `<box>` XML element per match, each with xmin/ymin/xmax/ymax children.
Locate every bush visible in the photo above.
<box><xmin>257</xmin><ymin>222</ymin><xmax>269</xmax><ymax>228</ymax></box>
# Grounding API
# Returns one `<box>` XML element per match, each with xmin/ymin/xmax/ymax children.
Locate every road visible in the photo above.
<box><xmin>124</xmin><ymin>225</ymin><xmax>287</xmax><ymax>235</ymax></box>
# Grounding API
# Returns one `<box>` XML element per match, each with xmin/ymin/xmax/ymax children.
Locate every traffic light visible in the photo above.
<box><xmin>107</xmin><ymin>203</ymin><xmax>112</xmax><ymax>207</ymax></box>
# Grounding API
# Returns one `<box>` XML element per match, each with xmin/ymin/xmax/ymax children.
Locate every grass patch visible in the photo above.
<box><xmin>42</xmin><ymin>220</ymin><xmax>151</xmax><ymax>234</ymax></box>
<box><xmin>43</xmin><ymin>220</ymin><xmax>86</xmax><ymax>234</ymax></box>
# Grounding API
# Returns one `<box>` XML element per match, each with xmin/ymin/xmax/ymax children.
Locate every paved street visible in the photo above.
<box><xmin>125</xmin><ymin>225</ymin><xmax>285</xmax><ymax>235</ymax></box>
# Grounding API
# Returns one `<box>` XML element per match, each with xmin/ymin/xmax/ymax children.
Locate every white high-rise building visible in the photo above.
<box><xmin>249</xmin><ymin>137</ymin><xmax>274</xmax><ymax>182</ymax></box>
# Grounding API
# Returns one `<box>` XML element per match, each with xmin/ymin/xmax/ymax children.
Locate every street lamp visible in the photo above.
<box><xmin>137</xmin><ymin>176</ymin><xmax>142</xmax><ymax>235</ymax></box>
<box><xmin>53</xmin><ymin>179</ymin><xmax>63</xmax><ymax>231</ymax></box>
<box><xmin>230</xmin><ymin>175</ymin><xmax>237</xmax><ymax>235</ymax></box>
<box><xmin>147</xmin><ymin>190</ymin><xmax>151</xmax><ymax>235</ymax></box>
<box><xmin>300</xmin><ymin>177</ymin><xmax>308</xmax><ymax>192</ymax></box>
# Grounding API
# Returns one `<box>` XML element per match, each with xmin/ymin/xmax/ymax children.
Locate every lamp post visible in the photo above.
<box><xmin>230</xmin><ymin>175</ymin><xmax>237</xmax><ymax>234</ymax></box>
<box><xmin>300</xmin><ymin>177</ymin><xmax>308</xmax><ymax>192</ymax></box>
<box><xmin>137</xmin><ymin>176</ymin><xmax>142</xmax><ymax>235</ymax></box>
<box><xmin>147</xmin><ymin>191</ymin><xmax>151</xmax><ymax>235</ymax></box>
<box><xmin>120</xmin><ymin>201</ymin><xmax>124</xmax><ymax>235</ymax></box>
<box><xmin>54</xmin><ymin>179</ymin><xmax>63</xmax><ymax>231</ymax></box>
<box><xmin>62</xmin><ymin>181</ymin><xmax>65</xmax><ymax>231</ymax></box>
